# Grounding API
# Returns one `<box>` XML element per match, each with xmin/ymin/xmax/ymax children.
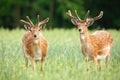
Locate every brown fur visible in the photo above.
<box><xmin>22</xmin><ymin>31</ymin><xmax>48</xmax><ymax>71</ymax></box>
<box><xmin>21</xmin><ymin>16</ymin><xmax>49</xmax><ymax>71</ymax></box>
<box><xmin>79</xmin><ymin>24</ymin><xmax>113</xmax><ymax>71</ymax></box>
<box><xmin>66</xmin><ymin>10</ymin><xmax>113</xmax><ymax>71</ymax></box>
<box><xmin>22</xmin><ymin>31</ymin><xmax>48</xmax><ymax>58</ymax></box>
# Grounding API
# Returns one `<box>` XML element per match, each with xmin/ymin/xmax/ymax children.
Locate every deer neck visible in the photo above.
<box><xmin>33</xmin><ymin>37</ymin><xmax>42</xmax><ymax>61</ymax></box>
<box><xmin>80</xmin><ymin>31</ymin><xmax>91</xmax><ymax>47</ymax></box>
<box><xmin>34</xmin><ymin>39</ymin><xmax>39</xmax><ymax>45</ymax></box>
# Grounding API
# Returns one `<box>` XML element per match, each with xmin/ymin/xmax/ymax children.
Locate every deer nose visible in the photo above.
<box><xmin>78</xmin><ymin>29</ymin><xmax>81</xmax><ymax>32</ymax></box>
<box><xmin>34</xmin><ymin>34</ymin><xmax>37</xmax><ymax>38</ymax></box>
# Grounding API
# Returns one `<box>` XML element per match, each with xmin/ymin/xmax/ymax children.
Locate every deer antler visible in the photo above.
<box><xmin>66</xmin><ymin>10</ymin><xmax>81</xmax><ymax>21</ymax></box>
<box><xmin>37</xmin><ymin>15</ymin><xmax>40</xmax><ymax>25</ymax></box>
<box><xmin>20</xmin><ymin>16</ymin><xmax>34</xmax><ymax>27</ymax></box>
<box><xmin>75</xmin><ymin>10</ymin><xmax>81</xmax><ymax>21</ymax></box>
<box><xmin>20</xmin><ymin>20</ymin><xmax>31</xmax><ymax>26</ymax></box>
<box><xmin>84</xmin><ymin>10</ymin><xmax>90</xmax><ymax>20</ymax></box>
<box><xmin>38</xmin><ymin>18</ymin><xmax>49</xmax><ymax>27</ymax></box>
<box><xmin>26</xmin><ymin>16</ymin><xmax>34</xmax><ymax>26</ymax></box>
<box><xmin>66</xmin><ymin>10</ymin><xmax>76</xmax><ymax>19</ymax></box>
<box><xmin>93</xmin><ymin>11</ymin><xmax>103</xmax><ymax>20</ymax></box>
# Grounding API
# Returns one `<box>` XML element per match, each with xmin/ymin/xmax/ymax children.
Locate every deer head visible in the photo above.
<box><xmin>20</xmin><ymin>15</ymin><xmax>49</xmax><ymax>39</ymax></box>
<box><xmin>66</xmin><ymin>10</ymin><xmax>103</xmax><ymax>33</ymax></box>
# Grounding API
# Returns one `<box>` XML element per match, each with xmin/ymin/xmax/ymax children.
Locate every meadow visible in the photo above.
<box><xmin>0</xmin><ymin>28</ymin><xmax>120</xmax><ymax>80</ymax></box>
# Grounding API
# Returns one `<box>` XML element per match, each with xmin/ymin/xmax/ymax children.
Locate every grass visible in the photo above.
<box><xmin>0</xmin><ymin>28</ymin><xmax>120</xmax><ymax>80</ymax></box>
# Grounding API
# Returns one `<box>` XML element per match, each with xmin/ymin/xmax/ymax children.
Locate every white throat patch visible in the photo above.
<box><xmin>81</xmin><ymin>33</ymin><xmax>85</xmax><ymax>40</ymax></box>
<box><xmin>34</xmin><ymin>39</ymin><xmax>38</xmax><ymax>44</ymax></box>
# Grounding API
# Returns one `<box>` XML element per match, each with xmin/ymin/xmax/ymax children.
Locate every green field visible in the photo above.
<box><xmin>0</xmin><ymin>29</ymin><xmax>120</xmax><ymax>80</ymax></box>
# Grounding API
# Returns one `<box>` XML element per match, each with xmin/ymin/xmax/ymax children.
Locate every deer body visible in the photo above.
<box><xmin>22</xmin><ymin>31</ymin><xmax>47</xmax><ymax>61</ymax></box>
<box><xmin>81</xmin><ymin>31</ymin><xmax>112</xmax><ymax>61</ymax></box>
<box><xmin>21</xmin><ymin>15</ymin><xmax>49</xmax><ymax>71</ymax></box>
<box><xmin>66</xmin><ymin>10</ymin><xmax>113</xmax><ymax>71</ymax></box>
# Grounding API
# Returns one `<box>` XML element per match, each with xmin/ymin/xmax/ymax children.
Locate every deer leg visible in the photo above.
<box><xmin>98</xmin><ymin>60</ymin><xmax>102</xmax><ymax>71</ymax></box>
<box><xmin>105</xmin><ymin>47</ymin><xmax>111</xmax><ymax>68</ymax></box>
<box><xmin>41</xmin><ymin>57</ymin><xmax>45</xmax><ymax>71</ymax></box>
<box><xmin>30</xmin><ymin>57</ymin><xmax>36</xmax><ymax>71</ymax></box>
<box><xmin>105</xmin><ymin>54</ymin><xmax>110</xmax><ymax>68</ymax></box>
<box><xmin>85</xmin><ymin>57</ymin><xmax>90</xmax><ymax>71</ymax></box>
<box><xmin>25</xmin><ymin>57</ymin><xmax>29</xmax><ymax>68</ymax></box>
<box><xmin>23</xmin><ymin>49</ymin><xmax>29</xmax><ymax>68</ymax></box>
<box><xmin>93</xmin><ymin>57</ymin><xmax>98</xmax><ymax>71</ymax></box>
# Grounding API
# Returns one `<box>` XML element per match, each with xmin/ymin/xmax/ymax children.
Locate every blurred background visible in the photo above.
<box><xmin>0</xmin><ymin>0</ymin><xmax>119</xmax><ymax>30</ymax></box>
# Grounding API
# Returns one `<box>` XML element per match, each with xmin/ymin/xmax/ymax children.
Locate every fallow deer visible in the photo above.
<box><xmin>66</xmin><ymin>10</ymin><xmax>113</xmax><ymax>71</ymax></box>
<box><xmin>20</xmin><ymin>15</ymin><xmax>49</xmax><ymax>71</ymax></box>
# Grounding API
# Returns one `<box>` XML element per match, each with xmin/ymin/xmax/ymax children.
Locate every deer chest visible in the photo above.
<box><xmin>33</xmin><ymin>45</ymin><xmax>42</xmax><ymax>61</ymax></box>
<box><xmin>82</xmin><ymin>45</ymin><xmax>93</xmax><ymax>59</ymax></box>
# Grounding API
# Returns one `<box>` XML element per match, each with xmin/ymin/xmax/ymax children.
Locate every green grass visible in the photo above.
<box><xmin>0</xmin><ymin>28</ymin><xmax>120</xmax><ymax>80</ymax></box>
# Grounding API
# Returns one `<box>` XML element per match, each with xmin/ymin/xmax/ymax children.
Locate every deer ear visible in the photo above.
<box><xmin>24</xmin><ymin>25</ymin><xmax>31</xmax><ymax>31</ymax></box>
<box><xmin>86</xmin><ymin>19</ymin><xmax>94</xmax><ymax>27</ymax></box>
<box><xmin>71</xmin><ymin>19</ymin><xmax>78</xmax><ymax>26</ymax></box>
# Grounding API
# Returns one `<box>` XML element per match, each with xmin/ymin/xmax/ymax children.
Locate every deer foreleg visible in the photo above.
<box><xmin>41</xmin><ymin>57</ymin><xmax>45</xmax><ymax>71</ymax></box>
<box><xmin>30</xmin><ymin>57</ymin><xmax>36</xmax><ymax>71</ymax></box>
<box><xmin>93</xmin><ymin>57</ymin><xmax>98</xmax><ymax>71</ymax></box>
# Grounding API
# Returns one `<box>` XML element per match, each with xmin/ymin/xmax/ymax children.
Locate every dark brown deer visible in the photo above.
<box><xmin>66</xmin><ymin>10</ymin><xmax>113</xmax><ymax>71</ymax></box>
<box><xmin>20</xmin><ymin>15</ymin><xmax>49</xmax><ymax>71</ymax></box>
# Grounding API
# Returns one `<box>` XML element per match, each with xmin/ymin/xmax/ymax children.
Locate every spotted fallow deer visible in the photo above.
<box><xmin>20</xmin><ymin>15</ymin><xmax>49</xmax><ymax>71</ymax></box>
<box><xmin>66</xmin><ymin>10</ymin><xmax>113</xmax><ymax>71</ymax></box>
